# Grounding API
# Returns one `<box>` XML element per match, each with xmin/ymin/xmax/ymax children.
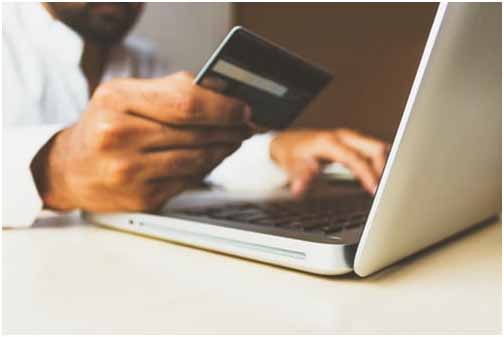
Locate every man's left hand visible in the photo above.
<box><xmin>270</xmin><ymin>129</ymin><xmax>390</xmax><ymax>196</ymax></box>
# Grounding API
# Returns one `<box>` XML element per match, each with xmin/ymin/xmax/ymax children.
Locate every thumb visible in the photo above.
<box><xmin>288</xmin><ymin>158</ymin><xmax>320</xmax><ymax>198</ymax></box>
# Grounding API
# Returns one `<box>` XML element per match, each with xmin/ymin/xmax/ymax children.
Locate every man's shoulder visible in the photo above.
<box><xmin>3</xmin><ymin>3</ymin><xmax>27</xmax><ymax>38</ymax></box>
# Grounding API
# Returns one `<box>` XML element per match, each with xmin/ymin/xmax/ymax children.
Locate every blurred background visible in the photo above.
<box><xmin>133</xmin><ymin>3</ymin><xmax>437</xmax><ymax>142</ymax></box>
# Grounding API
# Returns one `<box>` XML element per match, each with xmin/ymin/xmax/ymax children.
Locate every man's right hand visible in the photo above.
<box><xmin>32</xmin><ymin>72</ymin><xmax>252</xmax><ymax>212</ymax></box>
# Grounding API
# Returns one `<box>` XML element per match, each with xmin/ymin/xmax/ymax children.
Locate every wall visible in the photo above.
<box><xmin>132</xmin><ymin>3</ymin><xmax>232</xmax><ymax>73</ymax></box>
<box><xmin>235</xmin><ymin>3</ymin><xmax>437</xmax><ymax>141</ymax></box>
<box><xmin>131</xmin><ymin>3</ymin><xmax>438</xmax><ymax>141</ymax></box>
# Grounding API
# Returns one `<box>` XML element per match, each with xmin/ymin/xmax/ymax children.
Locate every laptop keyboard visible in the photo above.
<box><xmin>172</xmin><ymin>193</ymin><xmax>372</xmax><ymax>238</ymax></box>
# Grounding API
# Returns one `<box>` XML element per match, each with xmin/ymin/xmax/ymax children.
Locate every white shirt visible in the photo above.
<box><xmin>2</xmin><ymin>3</ymin><xmax>287</xmax><ymax>227</ymax></box>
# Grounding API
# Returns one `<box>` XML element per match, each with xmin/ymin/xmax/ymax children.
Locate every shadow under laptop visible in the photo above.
<box><xmin>357</xmin><ymin>216</ymin><xmax>500</xmax><ymax>282</ymax></box>
<box><xmin>27</xmin><ymin>211</ymin><xmax>83</xmax><ymax>229</ymax></box>
<box><xmin>18</xmin><ymin>187</ymin><xmax>499</xmax><ymax>283</ymax></box>
<box><xmin>257</xmin><ymin>215</ymin><xmax>500</xmax><ymax>282</ymax></box>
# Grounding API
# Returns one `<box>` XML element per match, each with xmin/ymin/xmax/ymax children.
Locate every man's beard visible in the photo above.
<box><xmin>47</xmin><ymin>3</ymin><xmax>143</xmax><ymax>46</ymax></box>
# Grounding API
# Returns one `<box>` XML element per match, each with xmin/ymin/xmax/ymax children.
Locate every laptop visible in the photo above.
<box><xmin>84</xmin><ymin>2</ymin><xmax>501</xmax><ymax>277</ymax></box>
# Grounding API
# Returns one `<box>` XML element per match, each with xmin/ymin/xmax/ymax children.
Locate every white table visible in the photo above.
<box><xmin>3</xmin><ymin>214</ymin><xmax>501</xmax><ymax>334</ymax></box>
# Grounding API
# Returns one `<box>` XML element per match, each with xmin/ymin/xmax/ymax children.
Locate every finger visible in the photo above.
<box><xmin>96</xmin><ymin>74</ymin><xmax>251</xmax><ymax>127</ymax></box>
<box><xmin>123</xmin><ymin>179</ymin><xmax>189</xmax><ymax>212</ymax></box>
<box><xmin>187</xmin><ymin>86</ymin><xmax>252</xmax><ymax>127</ymax></box>
<box><xmin>288</xmin><ymin>159</ymin><xmax>320</xmax><ymax>198</ymax></box>
<box><xmin>138</xmin><ymin>144</ymin><xmax>239</xmax><ymax>180</ymax></box>
<box><xmin>123</xmin><ymin>113</ymin><xmax>251</xmax><ymax>151</ymax></box>
<box><xmin>336</xmin><ymin>129</ymin><xmax>390</xmax><ymax>175</ymax></box>
<box><xmin>141</xmin><ymin>175</ymin><xmax>209</xmax><ymax>212</ymax></box>
<box><xmin>199</xmin><ymin>76</ymin><xmax>260</xmax><ymax>130</ymax></box>
<box><xmin>150</xmin><ymin>179</ymin><xmax>189</xmax><ymax>210</ymax></box>
<box><xmin>311</xmin><ymin>139</ymin><xmax>379</xmax><ymax>194</ymax></box>
<box><xmin>200</xmin><ymin>76</ymin><xmax>228</xmax><ymax>93</ymax></box>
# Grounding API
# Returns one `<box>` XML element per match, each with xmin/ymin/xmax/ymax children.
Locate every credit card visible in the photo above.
<box><xmin>195</xmin><ymin>26</ymin><xmax>333</xmax><ymax>129</ymax></box>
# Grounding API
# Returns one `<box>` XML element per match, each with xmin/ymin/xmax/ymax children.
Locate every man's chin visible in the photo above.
<box><xmin>45</xmin><ymin>2</ymin><xmax>143</xmax><ymax>47</ymax></box>
<box><xmin>88</xmin><ymin>3</ymin><xmax>133</xmax><ymax>16</ymax></box>
<box><xmin>78</xmin><ymin>21</ymin><xmax>131</xmax><ymax>46</ymax></box>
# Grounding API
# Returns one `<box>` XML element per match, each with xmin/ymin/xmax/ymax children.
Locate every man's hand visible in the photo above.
<box><xmin>270</xmin><ymin>129</ymin><xmax>390</xmax><ymax>196</ymax></box>
<box><xmin>32</xmin><ymin>72</ymin><xmax>252</xmax><ymax>212</ymax></box>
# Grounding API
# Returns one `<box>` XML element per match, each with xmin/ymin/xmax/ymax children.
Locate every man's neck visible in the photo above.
<box><xmin>81</xmin><ymin>42</ymin><xmax>109</xmax><ymax>96</ymax></box>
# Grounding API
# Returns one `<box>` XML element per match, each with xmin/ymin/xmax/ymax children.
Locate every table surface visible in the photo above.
<box><xmin>3</xmin><ymin>214</ymin><xmax>502</xmax><ymax>334</ymax></box>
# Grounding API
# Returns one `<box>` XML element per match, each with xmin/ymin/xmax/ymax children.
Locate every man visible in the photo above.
<box><xmin>2</xmin><ymin>3</ymin><xmax>389</xmax><ymax>227</ymax></box>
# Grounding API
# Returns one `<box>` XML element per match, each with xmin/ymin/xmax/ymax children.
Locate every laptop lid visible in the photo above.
<box><xmin>354</xmin><ymin>2</ymin><xmax>501</xmax><ymax>276</ymax></box>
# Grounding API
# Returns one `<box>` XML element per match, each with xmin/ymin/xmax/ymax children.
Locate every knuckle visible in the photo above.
<box><xmin>352</xmin><ymin>161</ymin><xmax>367</xmax><ymax>173</ymax></box>
<box><xmin>93</xmin><ymin>123</ymin><xmax>125</xmax><ymax>151</ymax></box>
<box><xmin>173</xmin><ymin>71</ymin><xmax>194</xmax><ymax>81</ymax></box>
<box><xmin>337</xmin><ymin>128</ymin><xmax>353</xmax><ymax>136</ymax></box>
<box><xmin>92</xmin><ymin>81</ymin><xmax>123</xmax><ymax>106</ymax></box>
<box><xmin>167</xmin><ymin>152</ymin><xmax>196</xmax><ymax>172</ymax></box>
<box><xmin>193</xmin><ymin>150</ymin><xmax>210</xmax><ymax>167</ymax></box>
<box><xmin>334</xmin><ymin>128</ymin><xmax>354</xmax><ymax>140</ymax></box>
<box><xmin>346</xmin><ymin>151</ymin><xmax>363</xmax><ymax>165</ymax></box>
<box><xmin>107</xmin><ymin>159</ymin><xmax>138</xmax><ymax>186</ymax></box>
<box><xmin>173</xmin><ymin>95</ymin><xmax>199</xmax><ymax>122</ymax></box>
<box><xmin>220</xmin><ymin>99</ymin><xmax>242</xmax><ymax>121</ymax></box>
<box><xmin>93</xmin><ymin>124</ymin><xmax>116</xmax><ymax>151</ymax></box>
<box><xmin>316</xmin><ymin>131</ymin><xmax>337</xmax><ymax>148</ymax></box>
<box><xmin>376</xmin><ymin>142</ymin><xmax>390</xmax><ymax>156</ymax></box>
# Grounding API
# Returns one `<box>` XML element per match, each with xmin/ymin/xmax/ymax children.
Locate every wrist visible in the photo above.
<box><xmin>31</xmin><ymin>128</ymin><xmax>76</xmax><ymax>211</ymax></box>
<box><xmin>269</xmin><ymin>133</ymin><xmax>284</xmax><ymax>166</ymax></box>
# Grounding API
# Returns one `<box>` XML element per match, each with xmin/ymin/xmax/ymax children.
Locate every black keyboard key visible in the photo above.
<box><xmin>209</xmin><ymin>211</ymin><xmax>243</xmax><ymax>219</ymax></box>
<box><xmin>236</xmin><ymin>214</ymin><xmax>271</xmax><ymax>222</ymax></box>
<box><xmin>322</xmin><ymin>222</ymin><xmax>347</xmax><ymax>233</ymax></box>
<box><xmin>250</xmin><ymin>218</ymin><xmax>288</xmax><ymax>226</ymax></box>
<box><xmin>303</xmin><ymin>221</ymin><xmax>328</xmax><ymax>231</ymax></box>
<box><xmin>250</xmin><ymin>218</ymin><xmax>276</xmax><ymax>226</ymax></box>
<box><xmin>282</xmin><ymin>221</ymin><xmax>306</xmax><ymax>230</ymax></box>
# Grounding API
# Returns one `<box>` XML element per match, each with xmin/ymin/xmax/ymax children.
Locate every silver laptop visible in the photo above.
<box><xmin>84</xmin><ymin>2</ymin><xmax>501</xmax><ymax>277</ymax></box>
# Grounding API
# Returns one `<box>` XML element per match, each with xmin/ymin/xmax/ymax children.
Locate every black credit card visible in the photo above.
<box><xmin>195</xmin><ymin>26</ymin><xmax>333</xmax><ymax>129</ymax></box>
